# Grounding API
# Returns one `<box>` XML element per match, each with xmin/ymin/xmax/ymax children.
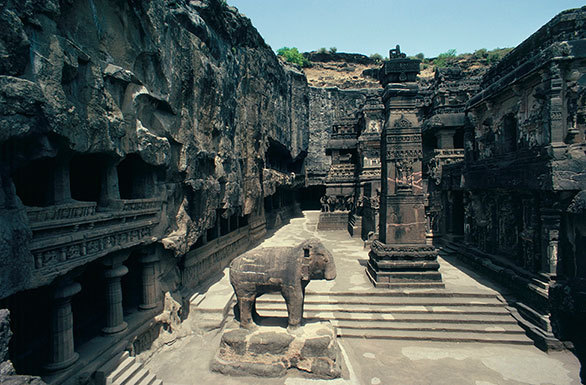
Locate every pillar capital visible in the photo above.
<box><xmin>104</xmin><ymin>264</ymin><xmax>128</xmax><ymax>279</ymax></box>
<box><xmin>53</xmin><ymin>281</ymin><xmax>81</xmax><ymax>301</ymax></box>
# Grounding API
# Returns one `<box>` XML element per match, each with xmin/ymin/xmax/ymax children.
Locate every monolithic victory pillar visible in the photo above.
<box><xmin>44</xmin><ymin>281</ymin><xmax>81</xmax><ymax>371</ymax></box>
<box><xmin>366</xmin><ymin>45</ymin><xmax>444</xmax><ymax>288</ymax></box>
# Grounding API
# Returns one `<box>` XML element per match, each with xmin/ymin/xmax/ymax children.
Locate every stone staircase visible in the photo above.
<box><xmin>255</xmin><ymin>290</ymin><xmax>533</xmax><ymax>345</ymax></box>
<box><xmin>96</xmin><ymin>351</ymin><xmax>163</xmax><ymax>385</ymax></box>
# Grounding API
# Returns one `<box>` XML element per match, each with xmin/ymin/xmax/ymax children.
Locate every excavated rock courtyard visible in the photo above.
<box><xmin>140</xmin><ymin>212</ymin><xmax>582</xmax><ymax>385</ymax></box>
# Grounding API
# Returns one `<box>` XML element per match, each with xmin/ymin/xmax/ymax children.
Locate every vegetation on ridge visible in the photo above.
<box><xmin>276</xmin><ymin>47</ymin><xmax>311</xmax><ymax>67</ymax></box>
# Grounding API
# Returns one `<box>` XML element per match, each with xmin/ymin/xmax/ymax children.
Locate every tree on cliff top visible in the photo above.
<box><xmin>277</xmin><ymin>47</ymin><xmax>311</xmax><ymax>67</ymax></box>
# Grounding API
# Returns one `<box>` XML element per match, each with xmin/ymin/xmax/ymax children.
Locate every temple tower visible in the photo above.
<box><xmin>366</xmin><ymin>45</ymin><xmax>444</xmax><ymax>288</ymax></box>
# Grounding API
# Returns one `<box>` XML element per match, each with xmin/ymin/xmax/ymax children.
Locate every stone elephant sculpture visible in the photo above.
<box><xmin>229</xmin><ymin>238</ymin><xmax>336</xmax><ymax>329</ymax></box>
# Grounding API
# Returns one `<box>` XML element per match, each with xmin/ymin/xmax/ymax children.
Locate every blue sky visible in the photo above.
<box><xmin>227</xmin><ymin>0</ymin><xmax>585</xmax><ymax>58</ymax></box>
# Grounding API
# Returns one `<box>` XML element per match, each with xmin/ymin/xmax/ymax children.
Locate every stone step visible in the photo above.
<box><xmin>113</xmin><ymin>362</ymin><xmax>142</xmax><ymax>385</ymax></box>
<box><xmin>137</xmin><ymin>372</ymin><xmax>156</xmax><ymax>385</ymax></box>
<box><xmin>257</xmin><ymin>294</ymin><xmax>504</xmax><ymax>306</ymax></box>
<box><xmin>369</xmin><ymin>270</ymin><xmax>443</xmax><ymax>280</ymax></box>
<box><xmin>531</xmin><ymin>277</ymin><xmax>550</xmax><ymax>290</ymax></box>
<box><xmin>256</xmin><ymin>303</ymin><xmax>511</xmax><ymax>315</ymax></box>
<box><xmin>303</xmin><ymin>290</ymin><xmax>497</xmax><ymax>298</ymax></box>
<box><xmin>515</xmin><ymin>302</ymin><xmax>553</xmax><ymax>333</ymax></box>
<box><xmin>107</xmin><ymin>355</ymin><xmax>135</xmax><ymax>384</ymax></box>
<box><xmin>256</xmin><ymin>309</ymin><xmax>517</xmax><ymax>323</ymax></box>
<box><xmin>336</xmin><ymin>328</ymin><xmax>534</xmax><ymax>344</ymax></box>
<box><xmin>371</xmin><ymin>282</ymin><xmax>447</xmax><ymax>289</ymax></box>
<box><xmin>330</xmin><ymin>320</ymin><xmax>525</xmax><ymax>334</ymax></box>
<box><xmin>123</xmin><ymin>368</ymin><xmax>150</xmax><ymax>385</ymax></box>
<box><xmin>96</xmin><ymin>351</ymin><xmax>130</xmax><ymax>385</ymax></box>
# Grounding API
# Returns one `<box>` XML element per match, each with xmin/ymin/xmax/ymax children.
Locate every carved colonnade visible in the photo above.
<box><xmin>44</xmin><ymin>248</ymin><xmax>161</xmax><ymax>371</ymax></box>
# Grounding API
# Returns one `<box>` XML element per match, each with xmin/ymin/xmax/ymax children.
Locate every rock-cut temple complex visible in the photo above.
<box><xmin>0</xmin><ymin>1</ymin><xmax>584</xmax><ymax>384</ymax></box>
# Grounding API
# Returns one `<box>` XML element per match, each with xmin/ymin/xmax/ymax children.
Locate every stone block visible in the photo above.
<box><xmin>248</xmin><ymin>332</ymin><xmax>294</xmax><ymax>355</ymax></box>
<box><xmin>211</xmin><ymin>321</ymin><xmax>341</xmax><ymax>379</ymax></box>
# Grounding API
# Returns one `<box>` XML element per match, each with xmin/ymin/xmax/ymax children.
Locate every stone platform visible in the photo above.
<box><xmin>366</xmin><ymin>240</ymin><xmax>445</xmax><ymax>288</ymax></box>
<box><xmin>317</xmin><ymin>211</ymin><xmax>349</xmax><ymax>230</ymax></box>
<box><xmin>210</xmin><ymin>321</ymin><xmax>341</xmax><ymax>378</ymax></box>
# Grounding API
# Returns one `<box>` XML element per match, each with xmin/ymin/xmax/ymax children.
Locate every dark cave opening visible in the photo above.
<box><xmin>299</xmin><ymin>185</ymin><xmax>326</xmax><ymax>210</ymax></box>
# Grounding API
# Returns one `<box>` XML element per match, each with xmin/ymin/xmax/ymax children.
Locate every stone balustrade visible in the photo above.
<box><xmin>26</xmin><ymin>198</ymin><xmax>163</xmax><ymax>286</ymax></box>
<box><xmin>182</xmin><ymin>226</ymin><xmax>251</xmax><ymax>289</ymax></box>
<box><xmin>26</xmin><ymin>201</ymin><xmax>97</xmax><ymax>227</ymax></box>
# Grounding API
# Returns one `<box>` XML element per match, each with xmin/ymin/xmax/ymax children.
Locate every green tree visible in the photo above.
<box><xmin>276</xmin><ymin>47</ymin><xmax>311</xmax><ymax>67</ymax></box>
<box><xmin>329</xmin><ymin>46</ymin><xmax>337</xmax><ymax>54</ymax></box>
<box><xmin>473</xmin><ymin>48</ymin><xmax>488</xmax><ymax>59</ymax></box>
<box><xmin>318</xmin><ymin>47</ymin><xmax>327</xmax><ymax>54</ymax></box>
<box><xmin>434</xmin><ymin>49</ymin><xmax>457</xmax><ymax>68</ymax></box>
<box><xmin>370</xmin><ymin>53</ymin><xmax>383</xmax><ymax>62</ymax></box>
<box><xmin>415</xmin><ymin>52</ymin><xmax>425</xmax><ymax>60</ymax></box>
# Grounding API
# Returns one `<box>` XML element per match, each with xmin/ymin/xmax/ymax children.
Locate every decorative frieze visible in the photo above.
<box><xmin>26</xmin><ymin>202</ymin><xmax>97</xmax><ymax>225</ymax></box>
<box><xmin>28</xmin><ymin>198</ymin><xmax>162</xmax><ymax>284</ymax></box>
<box><xmin>32</xmin><ymin>223</ymin><xmax>155</xmax><ymax>271</ymax></box>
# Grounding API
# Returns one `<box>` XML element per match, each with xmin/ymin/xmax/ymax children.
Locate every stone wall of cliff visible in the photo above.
<box><xmin>0</xmin><ymin>0</ymin><xmax>308</xmax><ymax>298</ymax></box>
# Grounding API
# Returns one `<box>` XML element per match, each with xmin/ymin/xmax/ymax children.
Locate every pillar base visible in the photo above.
<box><xmin>139</xmin><ymin>303</ymin><xmax>157</xmax><ymax>310</ymax></box>
<box><xmin>43</xmin><ymin>352</ymin><xmax>79</xmax><ymax>372</ymax></box>
<box><xmin>102</xmin><ymin>321</ymin><xmax>128</xmax><ymax>335</ymax></box>
<box><xmin>366</xmin><ymin>240</ymin><xmax>444</xmax><ymax>289</ymax></box>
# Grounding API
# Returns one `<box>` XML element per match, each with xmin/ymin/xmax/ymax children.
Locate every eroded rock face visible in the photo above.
<box><xmin>0</xmin><ymin>0</ymin><xmax>309</xmax><ymax>297</ymax></box>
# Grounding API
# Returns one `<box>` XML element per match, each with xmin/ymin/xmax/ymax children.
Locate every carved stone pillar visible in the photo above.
<box><xmin>139</xmin><ymin>254</ymin><xmax>159</xmax><ymax>310</ymax></box>
<box><xmin>540</xmin><ymin>207</ymin><xmax>561</xmax><ymax>277</ymax></box>
<box><xmin>366</xmin><ymin>45</ymin><xmax>443</xmax><ymax>288</ymax></box>
<box><xmin>52</xmin><ymin>156</ymin><xmax>72</xmax><ymax>204</ymax></box>
<box><xmin>44</xmin><ymin>281</ymin><xmax>81</xmax><ymax>371</ymax></box>
<box><xmin>547</xmin><ymin>63</ymin><xmax>565</xmax><ymax>145</ymax></box>
<box><xmin>99</xmin><ymin>160</ymin><xmax>121</xmax><ymax>208</ymax></box>
<box><xmin>102</xmin><ymin>257</ymin><xmax>128</xmax><ymax>334</ymax></box>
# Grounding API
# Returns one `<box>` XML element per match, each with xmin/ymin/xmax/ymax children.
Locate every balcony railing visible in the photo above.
<box><xmin>26</xmin><ymin>198</ymin><xmax>163</xmax><ymax>285</ymax></box>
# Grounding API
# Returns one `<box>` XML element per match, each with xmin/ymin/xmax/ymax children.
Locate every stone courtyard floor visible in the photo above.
<box><xmin>143</xmin><ymin>211</ymin><xmax>582</xmax><ymax>385</ymax></box>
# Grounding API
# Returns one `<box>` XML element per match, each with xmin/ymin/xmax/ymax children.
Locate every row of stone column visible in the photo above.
<box><xmin>44</xmin><ymin>253</ymin><xmax>159</xmax><ymax>371</ymax></box>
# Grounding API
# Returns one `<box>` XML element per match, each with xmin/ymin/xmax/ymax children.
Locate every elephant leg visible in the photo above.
<box><xmin>238</xmin><ymin>297</ymin><xmax>256</xmax><ymax>330</ymax></box>
<box><xmin>283</xmin><ymin>286</ymin><xmax>304</xmax><ymax>329</ymax></box>
<box><xmin>251</xmin><ymin>300</ymin><xmax>262</xmax><ymax>324</ymax></box>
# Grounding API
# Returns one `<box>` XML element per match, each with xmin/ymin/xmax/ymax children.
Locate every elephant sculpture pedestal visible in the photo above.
<box><xmin>210</xmin><ymin>321</ymin><xmax>341</xmax><ymax>378</ymax></box>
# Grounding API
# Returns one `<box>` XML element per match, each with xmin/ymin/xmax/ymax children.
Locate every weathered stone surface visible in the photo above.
<box><xmin>0</xmin><ymin>310</ymin><xmax>46</xmax><ymax>384</ymax></box>
<box><xmin>211</xmin><ymin>322</ymin><xmax>341</xmax><ymax>378</ymax></box>
<box><xmin>248</xmin><ymin>332</ymin><xmax>294</xmax><ymax>355</ymax></box>
<box><xmin>0</xmin><ymin>0</ymin><xmax>310</xmax><ymax>298</ymax></box>
<box><xmin>0</xmin><ymin>360</ymin><xmax>16</xmax><ymax>376</ymax></box>
<box><xmin>221</xmin><ymin>329</ymin><xmax>249</xmax><ymax>355</ymax></box>
<box><xmin>0</xmin><ymin>309</ymin><xmax>11</xmax><ymax>362</ymax></box>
